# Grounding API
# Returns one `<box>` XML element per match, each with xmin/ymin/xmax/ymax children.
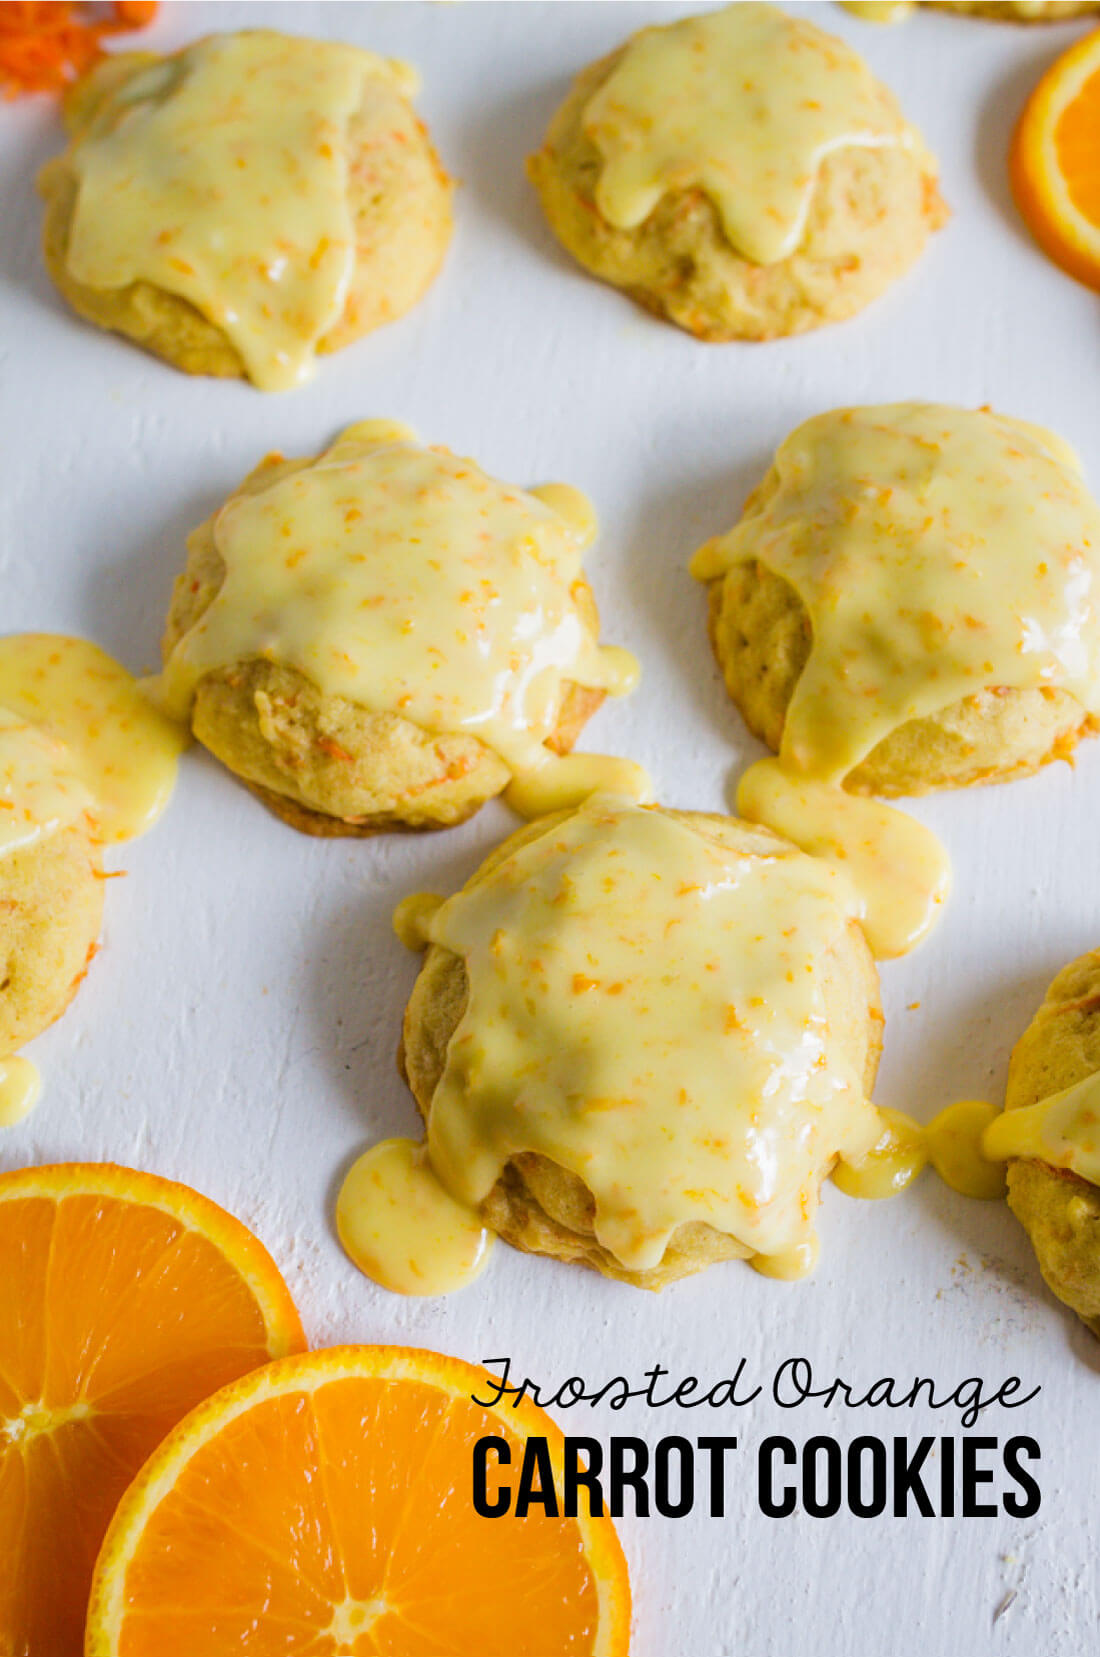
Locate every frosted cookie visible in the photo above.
<box><xmin>0</xmin><ymin>714</ymin><xmax>103</xmax><ymax>1125</ymax></box>
<box><xmin>38</xmin><ymin>31</ymin><xmax>452</xmax><ymax>391</ymax></box>
<box><xmin>338</xmin><ymin>795</ymin><xmax>887</xmax><ymax>1293</ymax></box>
<box><xmin>693</xmin><ymin>403</ymin><xmax>1100</xmax><ymax>797</ymax></box>
<box><xmin>157</xmin><ymin>422</ymin><xmax>643</xmax><ymax>835</ymax></box>
<box><xmin>843</xmin><ymin>3</ymin><xmax>1098</xmax><ymax>22</ymax></box>
<box><xmin>0</xmin><ymin>634</ymin><xmax>182</xmax><ymax>1125</ymax></box>
<box><xmin>941</xmin><ymin>2</ymin><xmax>1100</xmax><ymax>15</ymax></box>
<box><xmin>527</xmin><ymin>3</ymin><xmax>946</xmax><ymax>341</ymax></box>
<box><xmin>983</xmin><ymin>951</ymin><xmax>1100</xmax><ymax>1338</ymax></box>
<box><xmin>690</xmin><ymin>404</ymin><xmax>1100</xmax><ymax>960</ymax></box>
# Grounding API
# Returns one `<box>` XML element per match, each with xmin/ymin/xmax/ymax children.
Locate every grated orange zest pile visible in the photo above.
<box><xmin>0</xmin><ymin>2</ymin><xmax>157</xmax><ymax>99</ymax></box>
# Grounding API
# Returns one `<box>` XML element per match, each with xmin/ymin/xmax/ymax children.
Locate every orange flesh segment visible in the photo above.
<box><xmin>0</xmin><ymin>1166</ymin><xmax>304</xmax><ymax>1657</ymax></box>
<box><xmin>116</xmin><ymin>1377</ymin><xmax>604</xmax><ymax>1656</ymax></box>
<box><xmin>1057</xmin><ymin>63</ymin><xmax>1100</xmax><ymax>223</ymax></box>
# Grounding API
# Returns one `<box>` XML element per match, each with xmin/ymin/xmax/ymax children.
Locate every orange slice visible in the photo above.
<box><xmin>0</xmin><ymin>1162</ymin><xmax>305</xmax><ymax>1657</ymax></box>
<box><xmin>86</xmin><ymin>1345</ymin><xmax>632</xmax><ymax>1657</ymax></box>
<box><xmin>1011</xmin><ymin>27</ymin><xmax>1100</xmax><ymax>290</ymax></box>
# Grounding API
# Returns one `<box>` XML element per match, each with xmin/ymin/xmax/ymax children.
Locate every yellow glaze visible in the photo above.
<box><xmin>583</xmin><ymin>2</ymin><xmax>920</xmax><ymax>266</ymax></box>
<box><xmin>0</xmin><ymin>706</ymin><xmax>92</xmax><ymax>858</ymax></box>
<box><xmin>418</xmin><ymin>794</ymin><xmax>882</xmax><ymax>1274</ymax></box>
<box><xmin>65</xmin><ymin>32</ymin><xmax>417</xmax><ymax>391</ymax></box>
<box><xmin>0</xmin><ymin>636</ymin><xmax>182</xmax><ymax>1127</ymax></box>
<box><xmin>0</xmin><ymin>635</ymin><xmax>183</xmax><ymax>844</ymax></box>
<box><xmin>926</xmin><ymin>1098</ymin><xmax>1006</xmax><ymax>1199</ymax></box>
<box><xmin>749</xmin><ymin>1236</ymin><xmax>821</xmax><ymax>1280</ymax></box>
<box><xmin>985</xmin><ymin>1073</ymin><xmax>1100</xmax><ymax>1186</ymax></box>
<box><xmin>833</xmin><ymin>1104</ymin><xmax>929</xmax><ymax>1197</ymax></box>
<box><xmin>0</xmin><ymin>1057</ymin><xmax>42</xmax><ymax>1127</ymax></box>
<box><xmin>840</xmin><ymin>1</ymin><xmax>916</xmax><ymax>20</ymax></box>
<box><xmin>526</xmin><ymin>482</ymin><xmax>599</xmax><ymax>547</ymax></box>
<box><xmin>837</xmin><ymin>1099</ymin><xmax>1006</xmax><ymax>1201</ymax></box>
<box><xmin>337</xmin><ymin>1138</ymin><xmax>494</xmax><ymax>1296</ymax></box>
<box><xmin>736</xmin><ymin>758</ymin><xmax>949</xmax><ymax>959</ymax></box>
<box><xmin>695</xmin><ymin>403</ymin><xmax>1100</xmax><ymax>959</ymax></box>
<box><xmin>158</xmin><ymin>423</ymin><xmax>641</xmax><ymax>804</ymax></box>
<box><xmin>392</xmin><ymin>891</ymin><xmax>444</xmax><ymax>952</ymax></box>
<box><xmin>504</xmin><ymin>751</ymin><xmax>653</xmax><ymax>817</ymax></box>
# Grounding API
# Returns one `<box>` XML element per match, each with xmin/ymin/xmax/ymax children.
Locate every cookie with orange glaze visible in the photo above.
<box><xmin>1004</xmin><ymin>950</ymin><xmax>1100</xmax><ymax>1339</ymax></box>
<box><xmin>39</xmin><ymin>32</ymin><xmax>451</xmax><ymax>389</ymax></box>
<box><xmin>0</xmin><ymin>768</ymin><xmax>102</xmax><ymax>1066</ymax></box>
<box><xmin>159</xmin><ymin>426</ymin><xmax>639</xmax><ymax>834</ymax></box>
<box><xmin>529</xmin><ymin>5</ymin><xmax>946</xmax><ymax>341</ymax></box>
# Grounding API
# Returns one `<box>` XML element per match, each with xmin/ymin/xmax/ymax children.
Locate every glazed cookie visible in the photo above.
<box><xmin>0</xmin><ymin>634</ymin><xmax>182</xmax><ymax>1124</ymax></box>
<box><xmin>993</xmin><ymin>952</ymin><xmax>1100</xmax><ymax>1338</ymax></box>
<box><xmin>0</xmin><ymin>711</ymin><xmax>104</xmax><ymax>1119</ymax></box>
<box><xmin>393</xmin><ymin>794</ymin><xmax>884</xmax><ymax>1290</ymax></box>
<box><xmin>528</xmin><ymin>3</ymin><xmax>946</xmax><ymax>341</ymax></box>
<box><xmin>39</xmin><ymin>31</ymin><xmax>452</xmax><ymax>390</ymax></box>
<box><xmin>0</xmin><ymin>825</ymin><xmax>102</xmax><ymax>1056</ymax></box>
<box><xmin>938</xmin><ymin>2</ymin><xmax>1100</xmax><ymax>15</ymax></box>
<box><xmin>845</xmin><ymin>3</ymin><xmax>1099</xmax><ymax>21</ymax></box>
<box><xmin>692</xmin><ymin>403</ymin><xmax>1100</xmax><ymax>798</ymax></box>
<box><xmin>158</xmin><ymin>423</ymin><xmax>642</xmax><ymax>834</ymax></box>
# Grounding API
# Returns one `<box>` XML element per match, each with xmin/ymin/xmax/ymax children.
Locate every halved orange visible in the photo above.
<box><xmin>1011</xmin><ymin>28</ymin><xmax>1100</xmax><ymax>290</ymax></box>
<box><xmin>86</xmin><ymin>1345</ymin><xmax>632</xmax><ymax>1657</ymax></box>
<box><xmin>0</xmin><ymin>1162</ymin><xmax>305</xmax><ymax>1657</ymax></box>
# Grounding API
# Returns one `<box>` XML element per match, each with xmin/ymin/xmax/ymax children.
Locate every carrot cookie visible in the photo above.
<box><xmin>157</xmin><ymin>423</ymin><xmax>643</xmax><ymax>835</ymax></box>
<box><xmin>689</xmin><ymin>403</ymin><xmax>1100</xmax><ymax>959</ymax></box>
<box><xmin>844</xmin><ymin>3</ymin><xmax>1098</xmax><ymax>22</ymax></box>
<box><xmin>984</xmin><ymin>951</ymin><xmax>1100</xmax><ymax>1338</ymax></box>
<box><xmin>941</xmin><ymin>2</ymin><xmax>1100</xmax><ymax>15</ymax></box>
<box><xmin>38</xmin><ymin>31</ymin><xmax>452</xmax><ymax>390</ymax></box>
<box><xmin>693</xmin><ymin>402</ymin><xmax>1100</xmax><ymax>797</ymax></box>
<box><xmin>0</xmin><ymin>635</ymin><xmax>181</xmax><ymax>1124</ymax></box>
<box><xmin>527</xmin><ymin>3</ymin><xmax>946</xmax><ymax>342</ymax></box>
<box><xmin>339</xmin><ymin>794</ymin><xmax>886</xmax><ymax>1293</ymax></box>
<box><xmin>0</xmin><ymin>715</ymin><xmax>102</xmax><ymax>1124</ymax></box>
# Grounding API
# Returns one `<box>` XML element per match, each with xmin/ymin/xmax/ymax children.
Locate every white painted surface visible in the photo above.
<box><xmin>2</xmin><ymin>3</ymin><xmax>1099</xmax><ymax>1651</ymax></box>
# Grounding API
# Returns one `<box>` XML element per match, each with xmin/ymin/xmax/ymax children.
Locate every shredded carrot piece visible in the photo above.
<box><xmin>0</xmin><ymin>2</ymin><xmax>158</xmax><ymax>100</ymax></box>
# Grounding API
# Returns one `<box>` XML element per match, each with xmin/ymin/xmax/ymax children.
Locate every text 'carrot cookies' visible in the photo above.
<box><xmin>156</xmin><ymin>422</ymin><xmax>644</xmax><ymax>834</ymax></box>
<box><xmin>38</xmin><ymin>30</ymin><xmax>452</xmax><ymax>389</ymax></box>
<box><xmin>529</xmin><ymin>2</ymin><xmax>946</xmax><ymax>340</ymax></box>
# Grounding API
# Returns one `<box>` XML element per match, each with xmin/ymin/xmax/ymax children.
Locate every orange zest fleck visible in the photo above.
<box><xmin>315</xmin><ymin>734</ymin><xmax>353</xmax><ymax>763</ymax></box>
<box><xmin>0</xmin><ymin>2</ymin><xmax>157</xmax><ymax>100</ymax></box>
